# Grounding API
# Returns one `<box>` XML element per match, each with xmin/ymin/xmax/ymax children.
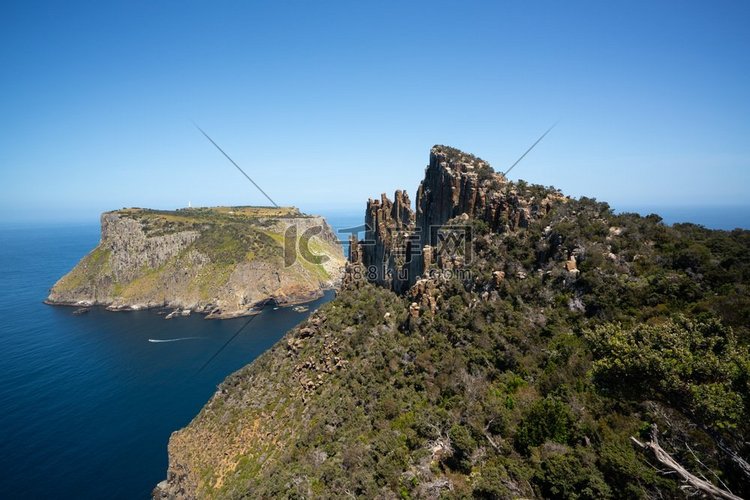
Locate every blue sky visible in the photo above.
<box><xmin>1</xmin><ymin>1</ymin><xmax>748</xmax><ymax>223</ymax></box>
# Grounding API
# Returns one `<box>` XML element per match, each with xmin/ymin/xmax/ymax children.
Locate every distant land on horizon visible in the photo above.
<box><xmin>2</xmin><ymin>203</ymin><xmax>748</xmax><ymax>232</ymax></box>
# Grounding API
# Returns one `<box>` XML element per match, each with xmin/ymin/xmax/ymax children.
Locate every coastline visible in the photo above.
<box><xmin>43</xmin><ymin>285</ymin><xmax>335</xmax><ymax>320</ymax></box>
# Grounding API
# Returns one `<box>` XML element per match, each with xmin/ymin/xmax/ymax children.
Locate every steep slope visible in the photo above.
<box><xmin>47</xmin><ymin>206</ymin><xmax>346</xmax><ymax>318</ymax></box>
<box><xmin>156</xmin><ymin>147</ymin><xmax>750</xmax><ymax>498</ymax></box>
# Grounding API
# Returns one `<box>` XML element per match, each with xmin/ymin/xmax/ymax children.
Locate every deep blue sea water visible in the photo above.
<box><xmin>615</xmin><ymin>205</ymin><xmax>750</xmax><ymax>231</ymax></box>
<box><xmin>0</xmin><ymin>209</ymin><xmax>745</xmax><ymax>499</ymax></box>
<box><xmin>0</xmin><ymin>218</ymin><xmax>361</xmax><ymax>499</ymax></box>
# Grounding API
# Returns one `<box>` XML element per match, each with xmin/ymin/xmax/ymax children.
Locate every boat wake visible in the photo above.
<box><xmin>148</xmin><ymin>337</ymin><xmax>204</xmax><ymax>343</ymax></box>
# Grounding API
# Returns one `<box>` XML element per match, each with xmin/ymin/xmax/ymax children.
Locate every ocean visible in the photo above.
<box><xmin>614</xmin><ymin>205</ymin><xmax>750</xmax><ymax>231</ymax></box>
<box><xmin>0</xmin><ymin>209</ymin><xmax>745</xmax><ymax>498</ymax></box>
<box><xmin>0</xmin><ymin>221</ymin><xmax>353</xmax><ymax>499</ymax></box>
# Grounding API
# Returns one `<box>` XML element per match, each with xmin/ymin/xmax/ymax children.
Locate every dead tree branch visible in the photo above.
<box><xmin>631</xmin><ymin>425</ymin><xmax>742</xmax><ymax>500</ymax></box>
<box><xmin>716</xmin><ymin>437</ymin><xmax>750</xmax><ymax>483</ymax></box>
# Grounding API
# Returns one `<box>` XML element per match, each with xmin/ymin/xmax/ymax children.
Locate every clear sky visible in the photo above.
<box><xmin>1</xmin><ymin>1</ymin><xmax>748</xmax><ymax>223</ymax></box>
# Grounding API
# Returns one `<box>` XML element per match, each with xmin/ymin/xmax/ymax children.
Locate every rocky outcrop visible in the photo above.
<box><xmin>155</xmin><ymin>147</ymin><xmax>569</xmax><ymax>498</ymax></box>
<box><xmin>154</xmin><ymin>146</ymin><xmax>750</xmax><ymax>499</ymax></box>
<box><xmin>349</xmin><ymin>145</ymin><xmax>564</xmax><ymax>291</ymax></box>
<box><xmin>47</xmin><ymin>207</ymin><xmax>346</xmax><ymax>318</ymax></box>
<box><xmin>358</xmin><ymin>190</ymin><xmax>415</xmax><ymax>292</ymax></box>
<box><xmin>100</xmin><ymin>214</ymin><xmax>202</xmax><ymax>282</ymax></box>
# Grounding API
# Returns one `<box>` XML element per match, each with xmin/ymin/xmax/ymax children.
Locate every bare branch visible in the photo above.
<box><xmin>631</xmin><ymin>425</ymin><xmax>742</xmax><ymax>500</ymax></box>
<box><xmin>684</xmin><ymin>442</ymin><xmax>733</xmax><ymax>494</ymax></box>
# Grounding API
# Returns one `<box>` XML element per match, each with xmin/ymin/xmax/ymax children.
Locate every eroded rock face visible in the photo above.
<box><xmin>46</xmin><ymin>208</ymin><xmax>347</xmax><ymax>318</ymax></box>
<box><xmin>101</xmin><ymin>214</ymin><xmax>201</xmax><ymax>282</ymax></box>
<box><xmin>359</xmin><ymin>190</ymin><xmax>416</xmax><ymax>293</ymax></box>
<box><xmin>349</xmin><ymin>145</ymin><xmax>564</xmax><ymax>293</ymax></box>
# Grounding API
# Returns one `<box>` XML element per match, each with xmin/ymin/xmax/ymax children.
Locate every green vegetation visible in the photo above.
<box><xmin>194</xmin><ymin>225</ymin><xmax>283</xmax><ymax>266</ymax></box>
<box><xmin>298</xmin><ymin>237</ymin><xmax>332</xmax><ymax>281</ymax></box>
<box><xmin>53</xmin><ymin>245</ymin><xmax>111</xmax><ymax>293</ymax></box>
<box><xmin>181</xmin><ymin>189</ymin><xmax>750</xmax><ymax>498</ymax></box>
<box><xmin>190</xmin><ymin>263</ymin><xmax>234</xmax><ymax>301</ymax></box>
<box><xmin>587</xmin><ymin>316</ymin><xmax>749</xmax><ymax>432</ymax></box>
<box><xmin>433</xmin><ymin>144</ymin><xmax>495</xmax><ymax>181</ymax></box>
<box><xmin>116</xmin><ymin>205</ymin><xmax>305</xmax><ymax>237</ymax></box>
<box><xmin>515</xmin><ymin>397</ymin><xmax>575</xmax><ymax>453</ymax></box>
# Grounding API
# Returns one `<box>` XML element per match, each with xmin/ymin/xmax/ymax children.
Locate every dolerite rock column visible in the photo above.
<box><xmin>349</xmin><ymin>145</ymin><xmax>565</xmax><ymax>292</ymax></box>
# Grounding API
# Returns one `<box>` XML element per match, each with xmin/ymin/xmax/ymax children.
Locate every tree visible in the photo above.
<box><xmin>586</xmin><ymin>315</ymin><xmax>749</xmax><ymax>432</ymax></box>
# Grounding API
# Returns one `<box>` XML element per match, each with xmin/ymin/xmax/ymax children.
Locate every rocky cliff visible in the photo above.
<box><xmin>350</xmin><ymin>145</ymin><xmax>563</xmax><ymax>292</ymax></box>
<box><xmin>47</xmin><ymin>206</ymin><xmax>346</xmax><ymax>318</ymax></box>
<box><xmin>155</xmin><ymin>147</ymin><xmax>750</xmax><ymax>499</ymax></box>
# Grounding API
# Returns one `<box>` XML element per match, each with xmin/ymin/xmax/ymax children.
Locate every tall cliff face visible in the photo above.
<box><xmin>47</xmin><ymin>207</ymin><xmax>346</xmax><ymax>318</ymax></box>
<box><xmin>416</xmin><ymin>146</ymin><xmax>558</xmax><ymax>240</ymax></box>
<box><xmin>360</xmin><ymin>190</ymin><xmax>415</xmax><ymax>292</ymax></box>
<box><xmin>350</xmin><ymin>145</ymin><xmax>563</xmax><ymax>292</ymax></box>
<box><xmin>155</xmin><ymin>146</ymin><xmax>750</xmax><ymax>499</ymax></box>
